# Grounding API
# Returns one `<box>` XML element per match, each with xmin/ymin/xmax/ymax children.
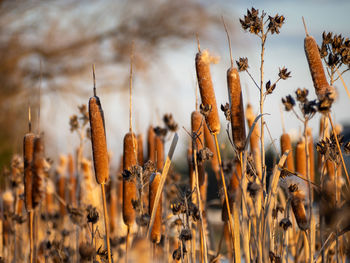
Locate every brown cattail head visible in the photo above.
<box><xmin>195</xmin><ymin>49</ymin><xmax>220</xmax><ymax>134</ymax></box>
<box><xmin>147</xmin><ymin>126</ymin><xmax>156</xmax><ymax>163</ymax></box>
<box><xmin>56</xmin><ymin>155</ymin><xmax>67</xmax><ymax>215</ymax></box>
<box><xmin>89</xmin><ymin>95</ymin><xmax>109</xmax><ymax>184</ymax></box>
<box><xmin>32</xmin><ymin>136</ymin><xmax>45</xmax><ymax>209</ymax></box>
<box><xmin>307</xmin><ymin>128</ymin><xmax>315</xmax><ymax>182</ymax></box>
<box><xmin>191</xmin><ymin>110</ymin><xmax>205</xmax><ymax>185</ymax></box>
<box><xmin>137</xmin><ymin>134</ymin><xmax>144</xmax><ymax>166</ymax></box>
<box><xmin>46</xmin><ymin>179</ymin><xmax>55</xmax><ymax>215</ymax></box>
<box><xmin>290</xmin><ymin>188</ymin><xmax>308</xmax><ymax>231</ymax></box>
<box><xmin>123</xmin><ymin>132</ymin><xmax>138</xmax><ymax>227</ymax></box>
<box><xmin>203</xmin><ymin>122</ymin><xmax>219</xmax><ymax>173</ymax></box>
<box><xmin>23</xmin><ymin>133</ymin><xmax>35</xmax><ymax>212</ymax></box>
<box><xmin>155</xmin><ymin>135</ymin><xmax>164</xmax><ymax>172</ymax></box>
<box><xmin>280</xmin><ymin>133</ymin><xmax>295</xmax><ymax>172</ymax></box>
<box><xmin>149</xmin><ymin>172</ymin><xmax>162</xmax><ymax>244</ymax></box>
<box><xmin>68</xmin><ymin>153</ymin><xmax>77</xmax><ymax>205</ymax></box>
<box><xmin>227</xmin><ymin>67</ymin><xmax>246</xmax><ymax>151</ymax></box>
<box><xmin>295</xmin><ymin>139</ymin><xmax>306</xmax><ymax>176</ymax></box>
<box><xmin>304</xmin><ymin>34</ymin><xmax>335</xmax><ymax>101</ymax></box>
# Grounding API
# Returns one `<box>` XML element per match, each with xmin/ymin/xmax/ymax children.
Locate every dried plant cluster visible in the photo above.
<box><xmin>0</xmin><ymin>7</ymin><xmax>350</xmax><ymax>263</ymax></box>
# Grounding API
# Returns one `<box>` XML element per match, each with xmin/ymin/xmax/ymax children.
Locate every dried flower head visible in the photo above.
<box><xmin>236</xmin><ymin>57</ymin><xmax>249</xmax><ymax>72</ymax></box>
<box><xmin>200</xmin><ymin>103</ymin><xmax>212</xmax><ymax>118</ymax></box>
<box><xmin>78</xmin><ymin>104</ymin><xmax>89</xmax><ymax>126</ymax></box>
<box><xmin>153</xmin><ymin>126</ymin><xmax>168</xmax><ymax>138</ymax></box>
<box><xmin>86</xmin><ymin>205</ymin><xmax>99</xmax><ymax>224</ymax></box>
<box><xmin>282</xmin><ymin>95</ymin><xmax>295</xmax><ymax>111</ymax></box>
<box><xmin>279</xmin><ymin>218</ymin><xmax>292</xmax><ymax>231</ymax></box>
<box><xmin>295</xmin><ymin>88</ymin><xmax>309</xmax><ymax>103</ymax></box>
<box><xmin>69</xmin><ymin>115</ymin><xmax>79</xmax><ymax>132</ymax></box>
<box><xmin>220</xmin><ymin>103</ymin><xmax>231</xmax><ymax>121</ymax></box>
<box><xmin>239</xmin><ymin>7</ymin><xmax>263</xmax><ymax>35</ymax></box>
<box><xmin>268</xmin><ymin>14</ymin><xmax>285</xmax><ymax>34</ymax></box>
<box><xmin>197</xmin><ymin>147</ymin><xmax>213</xmax><ymax>162</ymax></box>
<box><xmin>278</xmin><ymin>67</ymin><xmax>291</xmax><ymax>80</ymax></box>
<box><xmin>265</xmin><ymin>80</ymin><xmax>276</xmax><ymax>94</ymax></box>
<box><xmin>163</xmin><ymin>113</ymin><xmax>178</xmax><ymax>132</ymax></box>
<box><xmin>179</xmin><ymin>228</ymin><xmax>192</xmax><ymax>241</ymax></box>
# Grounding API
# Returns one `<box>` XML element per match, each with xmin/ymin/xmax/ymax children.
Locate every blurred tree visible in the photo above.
<box><xmin>0</xmin><ymin>0</ymin><xmax>220</xmax><ymax>169</ymax></box>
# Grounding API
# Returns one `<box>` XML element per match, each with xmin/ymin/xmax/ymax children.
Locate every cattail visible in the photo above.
<box><xmin>195</xmin><ymin>48</ymin><xmax>220</xmax><ymax>134</ymax></box>
<box><xmin>227</xmin><ymin>67</ymin><xmax>246</xmax><ymax>151</ymax></box>
<box><xmin>203</xmin><ymin>122</ymin><xmax>219</xmax><ymax>174</ymax></box>
<box><xmin>149</xmin><ymin>172</ymin><xmax>162</xmax><ymax>244</ymax></box>
<box><xmin>246</xmin><ymin>104</ymin><xmax>262</xmax><ymax>178</ymax></box>
<box><xmin>88</xmin><ymin>94</ymin><xmax>109</xmax><ymax>184</ymax></box>
<box><xmin>296</xmin><ymin>139</ymin><xmax>306</xmax><ymax>176</ymax></box>
<box><xmin>155</xmin><ymin>135</ymin><xmax>164</xmax><ymax>172</ymax></box>
<box><xmin>147</xmin><ymin>126</ymin><xmax>156</xmax><ymax>162</ymax></box>
<box><xmin>303</xmin><ymin>18</ymin><xmax>335</xmax><ymax>101</ymax></box>
<box><xmin>280</xmin><ymin>133</ymin><xmax>295</xmax><ymax>172</ymax></box>
<box><xmin>57</xmin><ymin>155</ymin><xmax>67</xmax><ymax>215</ymax></box>
<box><xmin>32</xmin><ymin>136</ymin><xmax>45</xmax><ymax>209</ymax></box>
<box><xmin>68</xmin><ymin>153</ymin><xmax>77</xmax><ymax>205</ymax></box>
<box><xmin>290</xmin><ymin>188</ymin><xmax>308</xmax><ymax>231</ymax></box>
<box><xmin>137</xmin><ymin>134</ymin><xmax>144</xmax><ymax>166</ymax></box>
<box><xmin>23</xmin><ymin>133</ymin><xmax>35</xmax><ymax>212</ymax></box>
<box><xmin>307</xmin><ymin>128</ymin><xmax>315</xmax><ymax>182</ymax></box>
<box><xmin>191</xmin><ymin>110</ymin><xmax>205</xmax><ymax>185</ymax></box>
<box><xmin>123</xmin><ymin>132</ymin><xmax>138</xmax><ymax>226</ymax></box>
<box><xmin>45</xmin><ymin>179</ymin><xmax>55</xmax><ymax>215</ymax></box>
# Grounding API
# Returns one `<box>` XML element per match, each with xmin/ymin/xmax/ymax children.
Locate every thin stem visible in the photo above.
<box><xmin>245</xmin><ymin>69</ymin><xmax>260</xmax><ymax>90</ymax></box>
<box><xmin>92</xmin><ymin>64</ymin><xmax>96</xmax><ymax>96</ymax></box>
<box><xmin>193</xmin><ymin>148</ymin><xmax>208</xmax><ymax>263</ymax></box>
<box><xmin>328</xmin><ymin>113</ymin><xmax>350</xmax><ymax>187</ymax></box>
<box><xmin>101</xmin><ymin>184</ymin><xmax>112</xmax><ymax>263</ymax></box>
<box><xmin>29</xmin><ymin>210</ymin><xmax>34</xmax><ymax>263</ymax></box>
<box><xmin>213</xmin><ymin>134</ymin><xmax>238</xmax><ymax>261</ymax></box>
<box><xmin>126</xmin><ymin>226</ymin><xmax>130</xmax><ymax>263</ymax></box>
<box><xmin>129</xmin><ymin>43</ymin><xmax>134</xmax><ymax>133</ymax></box>
<box><xmin>221</xmin><ymin>16</ymin><xmax>233</xmax><ymax>68</ymax></box>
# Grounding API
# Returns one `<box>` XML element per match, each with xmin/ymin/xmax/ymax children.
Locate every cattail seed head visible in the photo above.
<box><xmin>227</xmin><ymin>67</ymin><xmax>246</xmax><ymax>151</ymax></box>
<box><xmin>149</xmin><ymin>172</ymin><xmax>162</xmax><ymax>243</ymax></box>
<box><xmin>89</xmin><ymin>96</ymin><xmax>109</xmax><ymax>184</ymax></box>
<box><xmin>203</xmin><ymin>122</ymin><xmax>219</xmax><ymax>173</ymax></box>
<box><xmin>137</xmin><ymin>134</ymin><xmax>144</xmax><ymax>166</ymax></box>
<box><xmin>23</xmin><ymin>133</ymin><xmax>35</xmax><ymax>212</ymax></box>
<box><xmin>123</xmin><ymin>132</ymin><xmax>138</xmax><ymax>227</ymax></box>
<box><xmin>191</xmin><ymin>110</ymin><xmax>205</xmax><ymax>185</ymax></box>
<box><xmin>32</xmin><ymin>136</ymin><xmax>45</xmax><ymax>209</ymax></box>
<box><xmin>155</xmin><ymin>135</ymin><xmax>164</xmax><ymax>172</ymax></box>
<box><xmin>147</xmin><ymin>126</ymin><xmax>156</xmax><ymax>162</ymax></box>
<box><xmin>196</xmin><ymin>49</ymin><xmax>220</xmax><ymax>134</ymax></box>
<box><xmin>295</xmin><ymin>139</ymin><xmax>306</xmax><ymax>176</ymax></box>
<box><xmin>290</xmin><ymin>189</ymin><xmax>308</xmax><ymax>231</ymax></box>
<box><xmin>280</xmin><ymin>133</ymin><xmax>295</xmax><ymax>172</ymax></box>
<box><xmin>304</xmin><ymin>35</ymin><xmax>335</xmax><ymax>101</ymax></box>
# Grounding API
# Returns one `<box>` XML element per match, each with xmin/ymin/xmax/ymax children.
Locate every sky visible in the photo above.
<box><xmin>35</xmin><ymin>0</ymin><xmax>350</xmax><ymax>167</ymax></box>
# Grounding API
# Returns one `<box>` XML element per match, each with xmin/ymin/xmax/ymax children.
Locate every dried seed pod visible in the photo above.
<box><xmin>137</xmin><ymin>134</ymin><xmax>144</xmax><ymax>166</ymax></box>
<box><xmin>303</xmin><ymin>22</ymin><xmax>335</xmax><ymax>101</ymax></box>
<box><xmin>123</xmin><ymin>132</ymin><xmax>137</xmax><ymax>227</ymax></box>
<box><xmin>147</xmin><ymin>126</ymin><xmax>156</xmax><ymax>162</ymax></box>
<box><xmin>149</xmin><ymin>172</ymin><xmax>162</xmax><ymax>243</ymax></box>
<box><xmin>280</xmin><ymin>133</ymin><xmax>295</xmax><ymax>172</ymax></box>
<box><xmin>23</xmin><ymin>133</ymin><xmax>35</xmax><ymax>212</ymax></box>
<box><xmin>203</xmin><ymin>122</ymin><xmax>219</xmax><ymax>174</ymax></box>
<box><xmin>88</xmin><ymin>95</ymin><xmax>109</xmax><ymax>184</ymax></box>
<box><xmin>195</xmin><ymin>49</ymin><xmax>220</xmax><ymax>134</ymax></box>
<box><xmin>191</xmin><ymin>110</ymin><xmax>205</xmax><ymax>185</ymax></box>
<box><xmin>68</xmin><ymin>153</ymin><xmax>77</xmax><ymax>205</ymax></box>
<box><xmin>227</xmin><ymin>67</ymin><xmax>246</xmax><ymax>151</ymax></box>
<box><xmin>32</xmin><ymin>136</ymin><xmax>45</xmax><ymax>209</ymax></box>
<box><xmin>155</xmin><ymin>135</ymin><xmax>164</xmax><ymax>172</ymax></box>
<box><xmin>290</xmin><ymin>190</ymin><xmax>308</xmax><ymax>231</ymax></box>
<box><xmin>295</xmin><ymin>139</ymin><xmax>306</xmax><ymax>176</ymax></box>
